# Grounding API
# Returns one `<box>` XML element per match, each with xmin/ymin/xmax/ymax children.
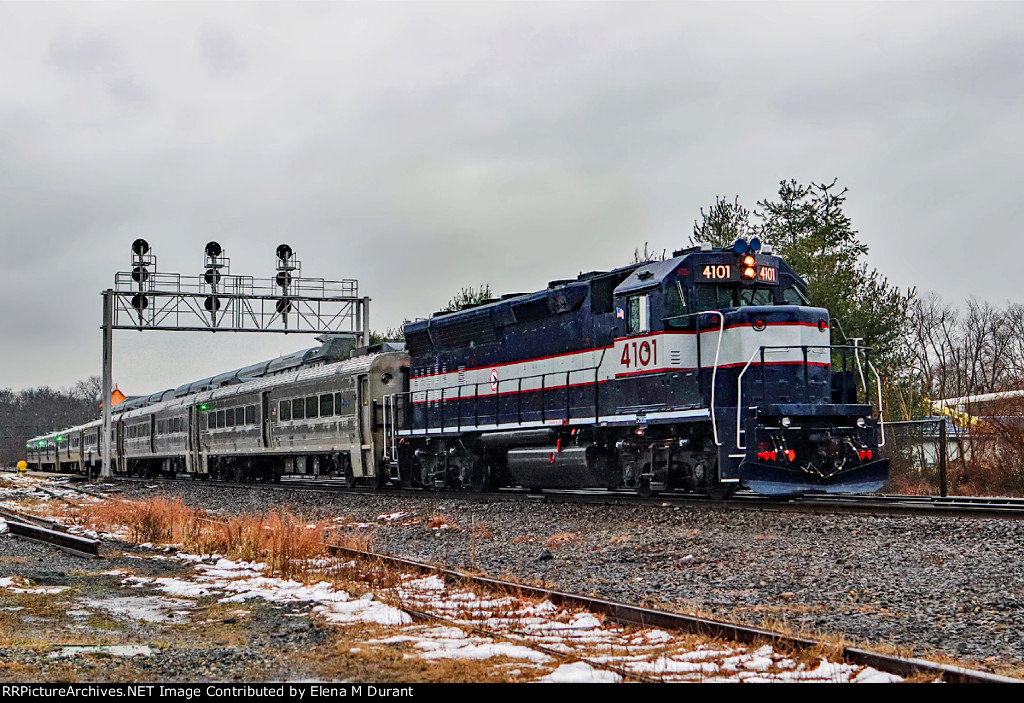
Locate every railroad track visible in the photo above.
<box><xmin>326</xmin><ymin>543</ymin><xmax>1019</xmax><ymax>683</ymax></box>
<box><xmin>83</xmin><ymin>473</ymin><xmax>1024</xmax><ymax>520</ymax></box>
<box><xmin>6</xmin><ymin>471</ymin><xmax>1020</xmax><ymax>681</ymax></box>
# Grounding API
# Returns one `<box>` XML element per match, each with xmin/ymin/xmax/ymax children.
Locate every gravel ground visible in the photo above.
<box><xmin>0</xmin><ymin>529</ymin><xmax>341</xmax><ymax>682</ymax></box>
<box><xmin>97</xmin><ymin>480</ymin><xmax>1024</xmax><ymax>675</ymax></box>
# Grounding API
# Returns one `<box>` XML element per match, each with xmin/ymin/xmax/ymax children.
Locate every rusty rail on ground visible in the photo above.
<box><xmin>326</xmin><ymin>543</ymin><xmax>1019</xmax><ymax>684</ymax></box>
<box><xmin>5</xmin><ymin>521</ymin><xmax>100</xmax><ymax>558</ymax></box>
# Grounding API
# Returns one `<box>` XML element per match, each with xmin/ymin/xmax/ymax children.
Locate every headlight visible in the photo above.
<box><xmin>856</xmin><ymin>418</ymin><xmax>867</xmax><ymax>428</ymax></box>
<box><xmin>781</xmin><ymin>417</ymin><xmax>791</xmax><ymax>428</ymax></box>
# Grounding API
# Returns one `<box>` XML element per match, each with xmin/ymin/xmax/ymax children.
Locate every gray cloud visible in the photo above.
<box><xmin>0</xmin><ymin>2</ymin><xmax>1022</xmax><ymax>393</ymax></box>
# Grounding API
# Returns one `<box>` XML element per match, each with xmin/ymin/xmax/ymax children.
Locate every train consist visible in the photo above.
<box><xmin>26</xmin><ymin>240</ymin><xmax>888</xmax><ymax>497</ymax></box>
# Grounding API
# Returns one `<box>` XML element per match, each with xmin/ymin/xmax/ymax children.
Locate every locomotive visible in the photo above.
<box><xmin>26</xmin><ymin>239</ymin><xmax>888</xmax><ymax>497</ymax></box>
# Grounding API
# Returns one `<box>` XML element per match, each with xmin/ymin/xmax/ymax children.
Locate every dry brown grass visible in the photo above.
<box><xmin>546</xmin><ymin>532</ymin><xmax>577</xmax><ymax>547</ymax></box>
<box><xmin>67</xmin><ymin>497</ymin><xmax>331</xmax><ymax>581</ymax></box>
<box><xmin>427</xmin><ymin>514</ymin><xmax>458</xmax><ymax>531</ymax></box>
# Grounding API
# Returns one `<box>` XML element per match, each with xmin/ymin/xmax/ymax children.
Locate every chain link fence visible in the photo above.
<box><xmin>884</xmin><ymin>419</ymin><xmax>1024</xmax><ymax>496</ymax></box>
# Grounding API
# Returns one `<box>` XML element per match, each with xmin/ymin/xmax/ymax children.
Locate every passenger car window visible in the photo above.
<box><xmin>245</xmin><ymin>405</ymin><xmax>256</xmax><ymax>425</ymax></box>
<box><xmin>334</xmin><ymin>392</ymin><xmax>343</xmax><ymax>414</ymax></box>
<box><xmin>292</xmin><ymin>399</ymin><xmax>305</xmax><ymax>420</ymax></box>
<box><xmin>320</xmin><ymin>394</ymin><xmax>334</xmax><ymax>416</ymax></box>
<box><xmin>306</xmin><ymin>396</ymin><xmax>319</xmax><ymax>419</ymax></box>
<box><xmin>280</xmin><ymin>400</ymin><xmax>291</xmax><ymax>421</ymax></box>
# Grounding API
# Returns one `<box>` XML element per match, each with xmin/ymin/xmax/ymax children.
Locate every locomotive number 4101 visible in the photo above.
<box><xmin>620</xmin><ymin>338</ymin><xmax>658</xmax><ymax>369</ymax></box>
<box><xmin>696</xmin><ymin>264</ymin><xmax>778</xmax><ymax>282</ymax></box>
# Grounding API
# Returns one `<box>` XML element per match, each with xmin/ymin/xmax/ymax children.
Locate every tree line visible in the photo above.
<box><xmin>0</xmin><ymin>377</ymin><xmax>101</xmax><ymax>465</ymax></box>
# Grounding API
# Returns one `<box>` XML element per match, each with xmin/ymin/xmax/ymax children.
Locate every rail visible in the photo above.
<box><xmin>735</xmin><ymin>344</ymin><xmax>882</xmax><ymax>450</ymax></box>
<box><xmin>662</xmin><ymin>310</ymin><xmax>726</xmax><ymax>446</ymax></box>
<box><xmin>326</xmin><ymin>543</ymin><xmax>1019</xmax><ymax>683</ymax></box>
<box><xmin>384</xmin><ymin>314</ymin><xmax>732</xmax><ymax>457</ymax></box>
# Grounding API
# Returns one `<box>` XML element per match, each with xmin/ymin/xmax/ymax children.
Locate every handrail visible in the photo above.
<box><xmin>396</xmin><ymin>326</ymin><xmax>621</xmax><ymax>436</ymax></box>
<box><xmin>735</xmin><ymin>343</ymin><xmax>863</xmax><ymax>450</ymax></box>
<box><xmin>404</xmin><ymin>362</ymin><xmax>604</xmax><ymax>435</ymax></box>
<box><xmin>662</xmin><ymin>310</ymin><xmax>725</xmax><ymax>446</ymax></box>
<box><xmin>706</xmin><ymin>312</ymin><xmax>725</xmax><ymax>446</ymax></box>
<box><xmin>868</xmin><ymin>361</ymin><xmax>886</xmax><ymax>448</ymax></box>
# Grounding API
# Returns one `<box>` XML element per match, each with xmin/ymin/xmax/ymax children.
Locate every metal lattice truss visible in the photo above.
<box><xmin>111</xmin><ymin>271</ymin><xmax>367</xmax><ymax>334</ymax></box>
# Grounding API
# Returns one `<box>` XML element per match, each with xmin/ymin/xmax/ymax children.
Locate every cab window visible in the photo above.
<box><xmin>740</xmin><ymin>287</ymin><xmax>774</xmax><ymax>306</ymax></box>
<box><xmin>627</xmin><ymin>294</ymin><xmax>650</xmax><ymax>335</ymax></box>
<box><xmin>782</xmin><ymin>286</ymin><xmax>809</xmax><ymax>305</ymax></box>
<box><xmin>664</xmin><ymin>284</ymin><xmax>688</xmax><ymax>330</ymax></box>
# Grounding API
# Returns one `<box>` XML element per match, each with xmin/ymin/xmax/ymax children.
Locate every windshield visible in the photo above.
<box><xmin>692</xmin><ymin>285</ymin><xmax>774</xmax><ymax>312</ymax></box>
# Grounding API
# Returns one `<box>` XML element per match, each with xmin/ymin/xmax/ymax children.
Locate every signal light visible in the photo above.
<box><xmin>742</xmin><ymin>255</ymin><xmax>756</xmax><ymax>267</ymax></box>
<box><xmin>131</xmin><ymin>266</ymin><xmax>150</xmax><ymax>283</ymax></box>
<box><xmin>276</xmin><ymin>244</ymin><xmax>293</xmax><ymax>262</ymax></box>
<box><xmin>205</xmin><ymin>241</ymin><xmax>222</xmax><ymax>258</ymax></box>
<box><xmin>785</xmin><ymin>449</ymin><xmax>796</xmax><ymax>462</ymax></box>
<box><xmin>204</xmin><ymin>268</ymin><xmax>221</xmax><ymax>285</ymax></box>
<box><xmin>742</xmin><ymin>267</ymin><xmax>757</xmax><ymax>279</ymax></box>
<box><xmin>131</xmin><ymin>294</ymin><xmax>149</xmax><ymax>310</ymax></box>
<box><xmin>275</xmin><ymin>271</ymin><xmax>292</xmax><ymax>288</ymax></box>
<box><xmin>276</xmin><ymin>298</ymin><xmax>292</xmax><ymax>314</ymax></box>
<box><xmin>204</xmin><ymin>296</ymin><xmax>220</xmax><ymax>312</ymax></box>
<box><xmin>132</xmin><ymin>238</ymin><xmax>150</xmax><ymax>256</ymax></box>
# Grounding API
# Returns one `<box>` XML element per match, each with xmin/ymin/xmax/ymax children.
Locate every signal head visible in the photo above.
<box><xmin>131</xmin><ymin>266</ymin><xmax>150</xmax><ymax>283</ymax></box>
<box><xmin>276</xmin><ymin>298</ymin><xmax>292</xmax><ymax>314</ymax></box>
<box><xmin>130</xmin><ymin>294</ymin><xmax>149</xmax><ymax>310</ymax></box>
<box><xmin>275</xmin><ymin>271</ymin><xmax>292</xmax><ymax>288</ymax></box>
<box><xmin>204</xmin><ymin>268</ymin><xmax>222</xmax><ymax>286</ymax></box>
<box><xmin>276</xmin><ymin>244</ymin><xmax>293</xmax><ymax>262</ymax></box>
<box><xmin>131</xmin><ymin>238</ymin><xmax>150</xmax><ymax>256</ymax></box>
<box><xmin>205</xmin><ymin>241</ymin><xmax>222</xmax><ymax>258</ymax></box>
<box><xmin>204</xmin><ymin>295</ymin><xmax>221</xmax><ymax>312</ymax></box>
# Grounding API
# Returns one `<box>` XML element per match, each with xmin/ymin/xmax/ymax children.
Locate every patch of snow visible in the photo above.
<box><xmin>83</xmin><ymin>596</ymin><xmax>193</xmax><ymax>623</ymax></box>
<box><xmin>538</xmin><ymin>662</ymin><xmax>621</xmax><ymax>683</ymax></box>
<box><xmin>49</xmin><ymin>645</ymin><xmax>153</xmax><ymax>659</ymax></box>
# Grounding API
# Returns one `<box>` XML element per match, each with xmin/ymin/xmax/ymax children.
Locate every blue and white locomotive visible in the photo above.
<box><xmin>27</xmin><ymin>238</ymin><xmax>887</xmax><ymax>498</ymax></box>
<box><xmin>388</xmin><ymin>239</ymin><xmax>888</xmax><ymax>497</ymax></box>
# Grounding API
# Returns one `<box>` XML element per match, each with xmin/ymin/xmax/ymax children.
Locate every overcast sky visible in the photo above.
<box><xmin>1</xmin><ymin>2</ymin><xmax>1022</xmax><ymax>395</ymax></box>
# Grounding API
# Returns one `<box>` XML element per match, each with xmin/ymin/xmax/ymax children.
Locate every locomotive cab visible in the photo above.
<box><xmin>612</xmin><ymin>242</ymin><xmax>887</xmax><ymax>495</ymax></box>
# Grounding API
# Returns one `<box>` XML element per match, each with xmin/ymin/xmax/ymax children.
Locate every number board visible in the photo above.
<box><xmin>693</xmin><ymin>261</ymin><xmax>778</xmax><ymax>284</ymax></box>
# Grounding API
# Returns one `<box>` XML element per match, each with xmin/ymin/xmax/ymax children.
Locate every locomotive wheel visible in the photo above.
<box><xmin>695</xmin><ymin>458</ymin><xmax>738</xmax><ymax>500</ymax></box>
<box><xmin>703</xmin><ymin>480</ymin><xmax>738</xmax><ymax>500</ymax></box>
<box><xmin>636</xmin><ymin>477</ymin><xmax>657</xmax><ymax>498</ymax></box>
<box><xmin>467</xmin><ymin>461</ymin><xmax>496</xmax><ymax>493</ymax></box>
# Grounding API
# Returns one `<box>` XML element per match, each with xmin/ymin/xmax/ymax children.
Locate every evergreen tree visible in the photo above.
<box><xmin>755</xmin><ymin>179</ymin><xmax>913</xmax><ymax>370</ymax></box>
<box><xmin>692</xmin><ymin>180</ymin><xmax>914</xmax><ymax>371</ymax></box>
<box><xmin>691</xmin><ymin>195</ymin><xmax>754</xmax><ymax>248</ymax></box>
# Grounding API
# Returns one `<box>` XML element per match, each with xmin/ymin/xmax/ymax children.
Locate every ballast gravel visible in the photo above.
<box><xmin>107</xmin><ymin>481</ymin><xmax>1024</xmax><ymax>673</ymax></box>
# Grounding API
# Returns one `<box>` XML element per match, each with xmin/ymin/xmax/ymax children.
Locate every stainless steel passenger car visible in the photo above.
<box><xmin>30</xmin><ymin>351</ymin><xmax>410</xmax><ymax>483</ymax></box>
